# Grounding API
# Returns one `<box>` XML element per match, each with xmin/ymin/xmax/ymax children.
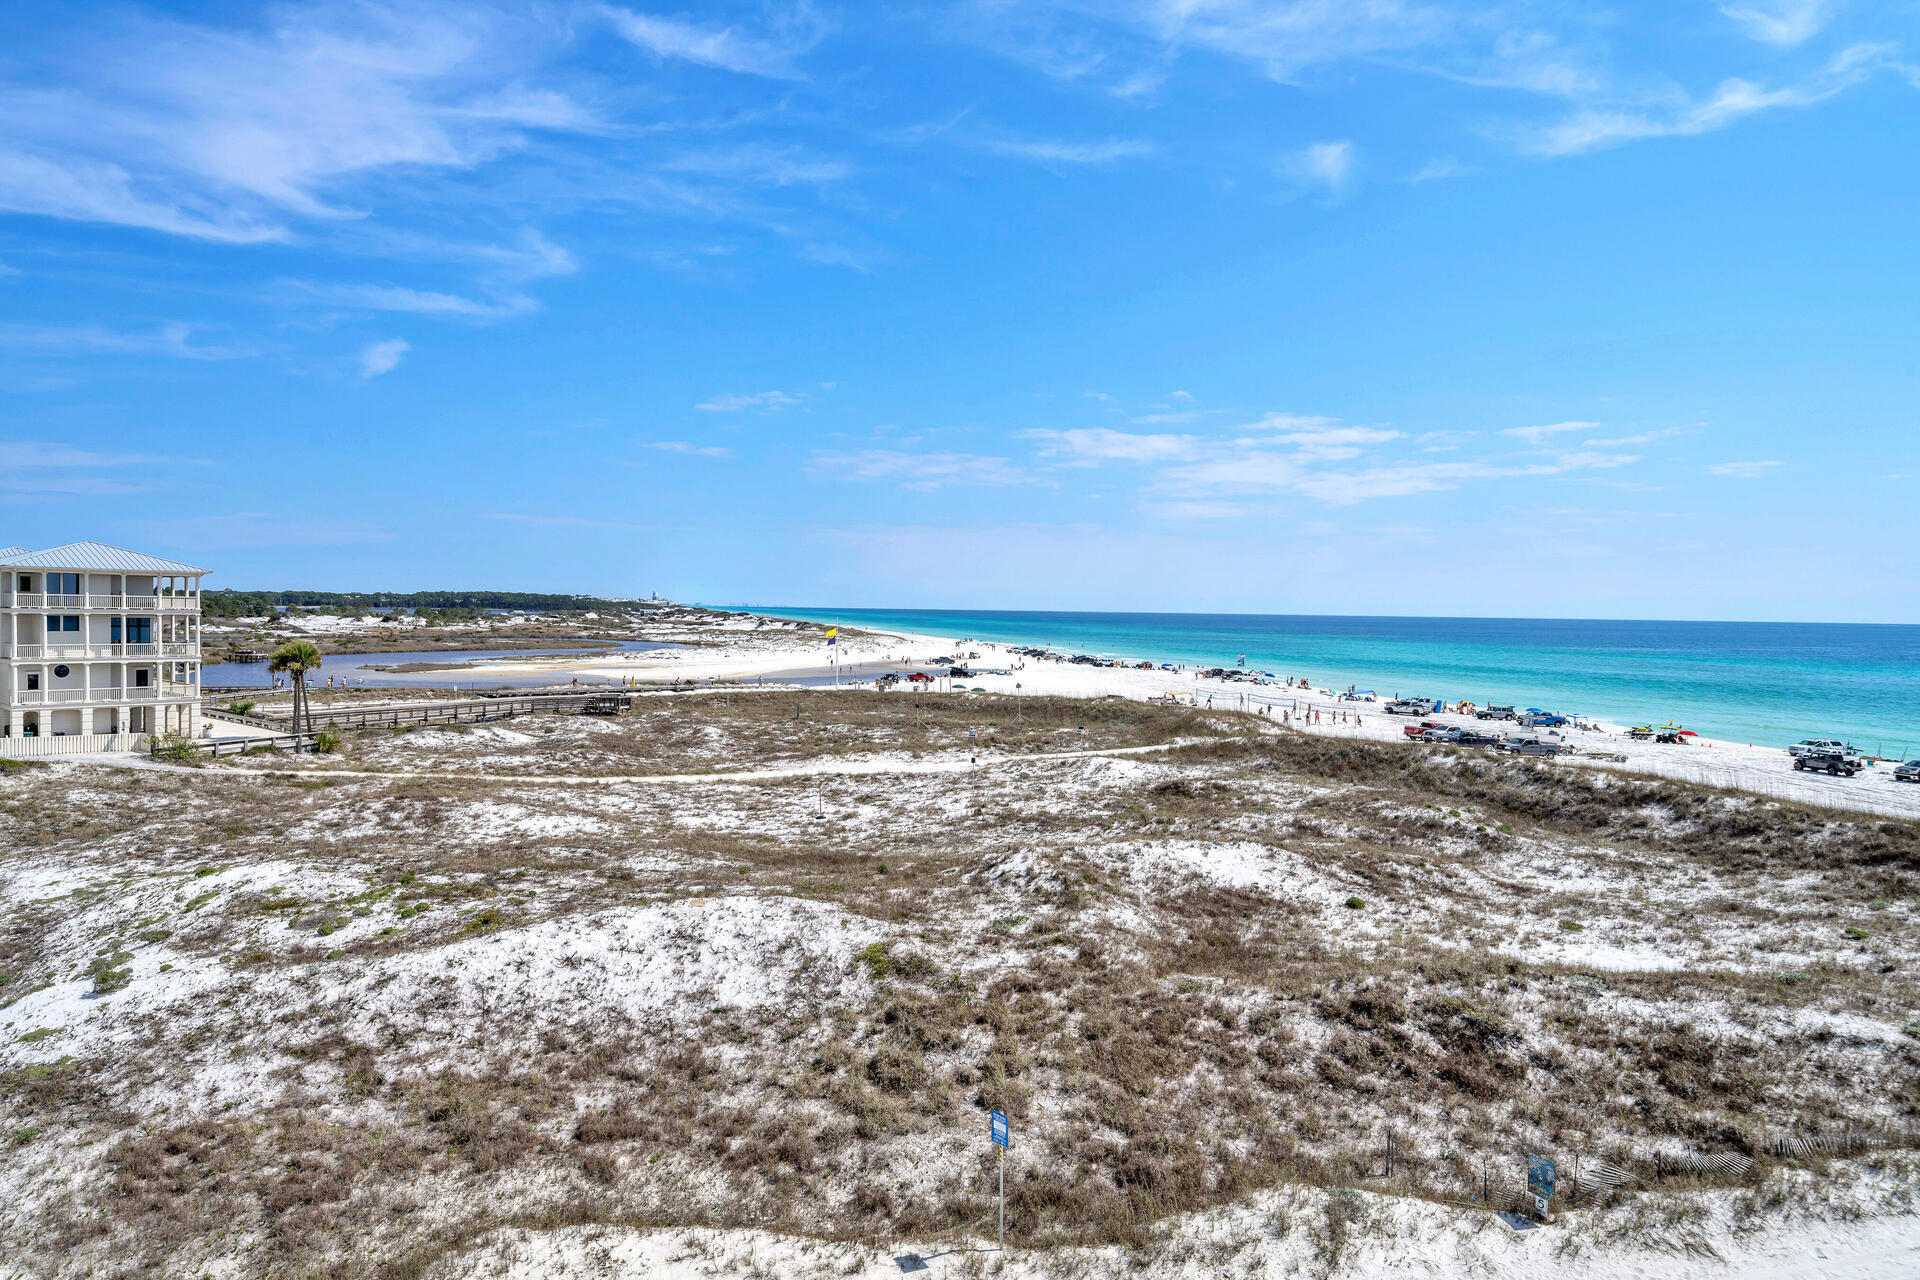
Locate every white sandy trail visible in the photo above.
<box><xmin>88</xmin><ymin>741</ymin><xmax>1186</xmax><ymax>786</ymax></box>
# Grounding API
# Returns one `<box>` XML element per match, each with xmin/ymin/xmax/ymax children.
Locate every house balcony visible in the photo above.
<box><xmin>8</xmin><ymin>687</ymin><xmax>175</xmax><ymax>706</ymax></box>
<box><xmin>1</xmin><ymin>642</ymin><xmax>181</xmax><ymax>660</ymax></box>
<box><xmin>0</xmin><ymin>593</ymin><xmax>197</xmax><ymax>613</ymax></box>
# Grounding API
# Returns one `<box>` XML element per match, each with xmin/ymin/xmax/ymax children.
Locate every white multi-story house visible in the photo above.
<box><xmin>1</xmin><ymin>541</ymin><xmax>207</xmax><ymax>752</ymax></box>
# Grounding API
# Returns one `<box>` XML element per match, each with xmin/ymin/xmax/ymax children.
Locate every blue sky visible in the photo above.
<box><xmin>2</xmin><ymin>1</ymin><xmax>1916</xmax><ymax>621</ymax></box>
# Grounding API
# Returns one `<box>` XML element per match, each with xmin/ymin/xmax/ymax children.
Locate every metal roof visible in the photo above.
<box><xmin>0</xmin><ymin>540</ymin><xmax>208</xmax><ymax>574</ymax></box>
<box><xmin>0</xmin><ymin>548</ymin><xmax>27</xmax><ymax>560</ymax></box>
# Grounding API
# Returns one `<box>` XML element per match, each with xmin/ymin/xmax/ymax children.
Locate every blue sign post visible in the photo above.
<box><xmin>990</xmin><ymin>1110</ymin><xmax>1010</xmax><ymax>1249</ymax></box>
<box><xmin>1528</xmin><ymin>1155</ymin><xmax>1556</xmax><ymax>1219</ymax></box>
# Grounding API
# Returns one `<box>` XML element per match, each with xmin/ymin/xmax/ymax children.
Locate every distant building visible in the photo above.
<box><xmin>1</xmin><ymin>541</ymin><xmax>206</xmax><ymax>753</ymax></box>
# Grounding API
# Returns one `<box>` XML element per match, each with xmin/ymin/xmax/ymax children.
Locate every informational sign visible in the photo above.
<box><xmin>1535</xmin><ymin>1194</ymin><xmax>1550</xmax><ymax>1217</ymax></box>
<box><xmin>990</xmin><ymin>1110</ymin><xmax>1010</xmax><ymax>1149</ymax></box>
<box><xmin>1527</xmin><ymin>1155</ymin><xmax>1555</xmax><ymax>1199</ymax></box>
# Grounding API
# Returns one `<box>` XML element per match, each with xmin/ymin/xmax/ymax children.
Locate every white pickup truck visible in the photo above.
<box><xmin>1789</xmin><ymin>739</ymin><xmax>1848</xmax><ymax>758</ymax></box>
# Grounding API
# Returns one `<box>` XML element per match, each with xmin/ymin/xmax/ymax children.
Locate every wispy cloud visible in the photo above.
<box><xmin>661</xmin><ymin>144</ymin><xmax>852</xmax><ymax>186</ymax></box>
<box><xmin>696</xmin><ymin>389</ymin><xmax>805</xmax><ymax>412</ymax></box>
<box><xmin>358</xmin><ymin>338</ymin><xmax>409</xmax><ymax>377</ymax></box>
<box><xmin>975</xmin><ymin>135</ymin><xmax>1156</xmax><ymax>165</ymax></box>
<box><xmin>0</xmin><ymin>321</ymin><xmax>252</xmax><ymax>360</ymax></box>
<box><xmin>600</xmin><ymin>5</ymin><xmax>825</xmax><ymax>79</ymax></box>
<box><xmin>1503</xmin><ymin>420</ymin><xmax>1599</xmax><ymax>444</ymax></box>
<box><xmin>1723</xmin><ymin>0</ymin><xmax>1833</xmax><ymax>47</ymax></box>
<box><xmin>812</xmin><ymin>449</ymin><xmax>1029</xmax><ymax>490</ymax></box>
<box><xmin>636</xmin><ymin>441</ymin><xmax>734</xmax><ymax>458</ymax></box>
<box><xmin>0</xmin><ymin>5</ymin><xmax>597</xmax><ymax>243</ymax></box>
<box><xmin>1708</xmin><ymin>459</ymin><xmax>1785</xmax><ymax>478</ymax></box>
<box><xmin>1283</xmin><ymin>140</ymin><xmax>1355</xmax><ymax>192</ymax></box>
<box><xmin>1026</xmin><ymin>427</ymin><xmax>1197</xmax><ymax>463</ymax></box>
<box><xmin>1410</xmin><ymin>156</ymin><xmax>1473</xmax><ymax>183</ymax></box>
<box><xmin>1523</xmin><ymin>45</ymin><xmax>1891</xmax><ymax>156</ymax></box>
<box><xmin>482</xmin><ymin>512</ymin><xmax>652</xmax><ymax>530</ymax></box>
<box><xmin>0</xmin><ymin>442</ymin><xmax>180</xmax><ymax>468</ymax></box>
<box><xmin>280</xmin><ymin>281</ymin><xmax>539</xmax><ymax>321</ymax></box>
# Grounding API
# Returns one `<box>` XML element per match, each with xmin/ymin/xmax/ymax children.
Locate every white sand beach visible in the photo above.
<box><xmin>462</xmin><ymin>620</ymin><xmax>1920</xmax><ymax>821</ymax></box>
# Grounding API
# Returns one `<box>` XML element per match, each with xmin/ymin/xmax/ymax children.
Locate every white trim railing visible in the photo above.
<box><xmin>0</xmin><ymin>733</ymin><xmax>147</xmax><ymax>759</ymax></box>
<box><xmin>0</xmin><ymin>642</ymin><xmax>169</xmax><ymax>660</ymax></box>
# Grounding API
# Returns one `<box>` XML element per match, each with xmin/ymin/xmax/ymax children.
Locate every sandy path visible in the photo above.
<box><xmin>67</xmin><ymin>740</ymin><xmax>1187</xmax><ymax>784</ymax></box>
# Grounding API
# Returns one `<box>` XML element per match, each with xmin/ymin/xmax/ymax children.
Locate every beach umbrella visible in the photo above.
<box><xmin>1678</xmin><ymin>729</ymin><xmax>1698</xmax><ymax>736</ymax></box>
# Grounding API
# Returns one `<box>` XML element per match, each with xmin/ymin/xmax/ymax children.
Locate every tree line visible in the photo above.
<box><xmin>201</xmin><ymin>589</ymin><xmax>657</xmax><ymax>619</ymax></box>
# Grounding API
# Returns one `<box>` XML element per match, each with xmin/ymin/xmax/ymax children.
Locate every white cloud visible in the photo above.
<box><xmin>481</xmin><ymin>512</ymin><xmax>652</xmax><ymax>530</ymax></box>
<box><xmin>0</xmin><ymin>321</ymin><xmax>252</xmax><ymax>360</ymax></box>
<box><xmin>1410</xmin><ymin>156</ymin><xmax>1473</xmax><ymax>183</ymax></box>
<box><xmin>812</xmin><ymin>450</ymin><xmax>1029</xmax><ymax>490</ymax></box>
<box><xmin>0</xmin><ymin>259</ymin><xmax>20</xmax><ymax>276</ymax></box>
<box><xmin>975</xmin><ymin>135</ymin><xmax>1156</xmax><ymax>165</ymax></box>
<box><xmin>0</xmin><ymin>442</ymin><xmax>176</xmax><ymax>468</ymax></box>
<box><xmin>1122</xmin><ymin>0</ymin><xmax>1456</xmax><ymax>85</ymax></box>
<box><xmin>358</xmin><ymin>338</ymin><xmax>409</xmax><ymax>377</ymax></box>
<box><xmin>696</xmin><ymin>390</ymin><xmax>807</xmax><ymax>412</ymax></box>
<box><xmin>799</xmin><ymin>242</ymin><xmax>882</xmax><ymax>272</ymax></box>
<box><xmin>1026</xmin><ymin>427</ymin><xmax>1198</xmax><ymax>462</ymax></box>
<box><xmin>1140</xmin><ymin>500</ymin><xmax>1249</xmax><ymax>520</ymax></box>
<box><xmin>1708</xmin><ymin>460</ymin><xmax>1785</xmax><ymax>478</ymax></box>
<box><xmin>1523</xmin><ymin>45</ymin><xmax>1889</xmax><ymax>156</ymax></box>
<box><xmin>1723</xmin><ymin>0</ymin><xmax>1833</xmax><ymax>47</ymax></box>
<box><xmin>600</xmin><ymin>6</ymin><xmax>824</xmax><ymax>78</ymax></box>
<box><xmin>1283</xmin><ymin>140</ymin><xmax>1354</xmax><ymax>191</ymax></box>
<box><xmin>662</xmin><ymin>145</ymin><xmax>852</xmax><ymax>186</ymax></box>
<box><xmin>282</xmin><ymin>281</ymin><xmax>538</xmax><ymax>320</ymax></box>
<box><xmin>636</xmin><ymin>441</ymin><xmax>734</xmax><ymax>458</ymax></box>
<box><xmin>1503</xmin><ymin>420</ymin><xmax>1599</xmax><ymax>443</ymax></box>
<box><xmin>0</xmin><ymin>5</ymin><xmax>597</xmax><ymax>243</ymax></box>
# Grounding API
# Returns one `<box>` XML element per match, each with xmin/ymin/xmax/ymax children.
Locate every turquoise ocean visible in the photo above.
<box><xmin>733</xmin><ymin>608</ymin><xmax>1920</xmax><ymax>756</ymax></box>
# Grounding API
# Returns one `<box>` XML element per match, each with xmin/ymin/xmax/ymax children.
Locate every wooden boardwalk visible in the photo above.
<box><xmin>230</xmin><ymin>691</ymin><xmax>633</xmax><ymax>732</ymax></box>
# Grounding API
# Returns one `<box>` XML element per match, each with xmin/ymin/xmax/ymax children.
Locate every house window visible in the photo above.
<box><xmin>111</xmin><ymin>617</ymin><xmax>121</xmax><ymax>643</ymax></box>
<box><xmin>44</xmin><ymin>615</ymin><xmax>80</xmax><ymax>634</ymax></box>
<box><xmin>135</xmin><ymin>669</ymin><xmax>150</xmax><ymax>687</ymax></box>
<box><xmin>25</xmin><ymin>674</ymin><xmax>38</xmax><ymax>691</ymax></box>
<box><xmin>53</xmin><ymin>665</ymin><xmax>70</xmax><ymax>679</ymax></box>
<box><xmin>126</xmin><ymin>617</ymin><xmax>152</xmax><ymax>643</ymax></box>
<box><xmin>17</xmin><ymin>574</ymin><xmax>32</xmax><ymax>592</ymax></box>
<box><xmin>50</xmin><ymin>573</ymin><xmax>80</xmax><ymax>595</ymax></box>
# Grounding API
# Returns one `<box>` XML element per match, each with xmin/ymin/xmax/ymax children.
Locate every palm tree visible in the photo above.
<box><xmin>268</xmin><ymin>640</ymin><xmax>324</xmax><ymax>735</ymax></box>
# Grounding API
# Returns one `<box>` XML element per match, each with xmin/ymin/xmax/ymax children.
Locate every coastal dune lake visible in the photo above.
<box><xmin>744</xmin><ymin>608</ymin><xmax>1920</xmax><ymax>755</ymax></box>
<box><xmin>201</xmin><ymin>641</ymin><xmax>672</xmax><ymax>690</ymax></box>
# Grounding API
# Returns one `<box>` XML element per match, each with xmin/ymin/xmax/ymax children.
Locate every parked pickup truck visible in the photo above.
<box><xmin>1386</xmin><ymin>698</ymin><xmax>1438</xmax><ymax>716</ymax></box>
<box><xmin>1501</xmin><ymin>737</ymin><xmax>1565</xmax><ymax>757</ymax></box>
<box><xmin>1476</xmin><ymin>705</ymin><xmax>1517</xmax><ymax>721</ymax></box>
<box><xmin>1403</xmin><ymin>719</ymin><xmax>1448</xmax><ymax>738</ymax></box>
<box><xmin>1895</xmin><ymin>759</ymin><xmax>1920</xmax><ymax>783</ymax></box>
<box><xmin>1793</xmin><ymin>751</ymin><xmax>1866</xmax><ymax>777</ymax></box>
<box><xmin>1789</xmin><ymin>739</ymin><xmax>1848</xmax><ymax>758</ymax></box>
<box><xmin>1422</xmin><ymin>726</ymin><xmax>1500</xmax><ymax>746</ymax></box>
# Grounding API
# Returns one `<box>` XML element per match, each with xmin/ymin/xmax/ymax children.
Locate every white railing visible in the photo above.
<box><xmin>157</xmin><ymin>596</ymin><xmax>198</xmax><ymax>611</ymax></box>
<box><xmin>9</xmin><ymin>688</ymin><xmax>169</xmax><ymax>705</ymax></box>
<box><xmin>9</xmin><ymin>592</ymin><xmax>43</xmax><ymax>608</ymax></box>
<box><xmin>0</xmin><ymin>733</ymin><xmax>146</xmax><ymax>759</ymax></box>
<box><xmin>45</xmin><ymin>593</ymin><xmax>83</xmax><ymax>609</ymax></box>
<box><xmin>0</xmin><ymin>642</ymin><xmax>168</xmax><ymax>660</ymax></box>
